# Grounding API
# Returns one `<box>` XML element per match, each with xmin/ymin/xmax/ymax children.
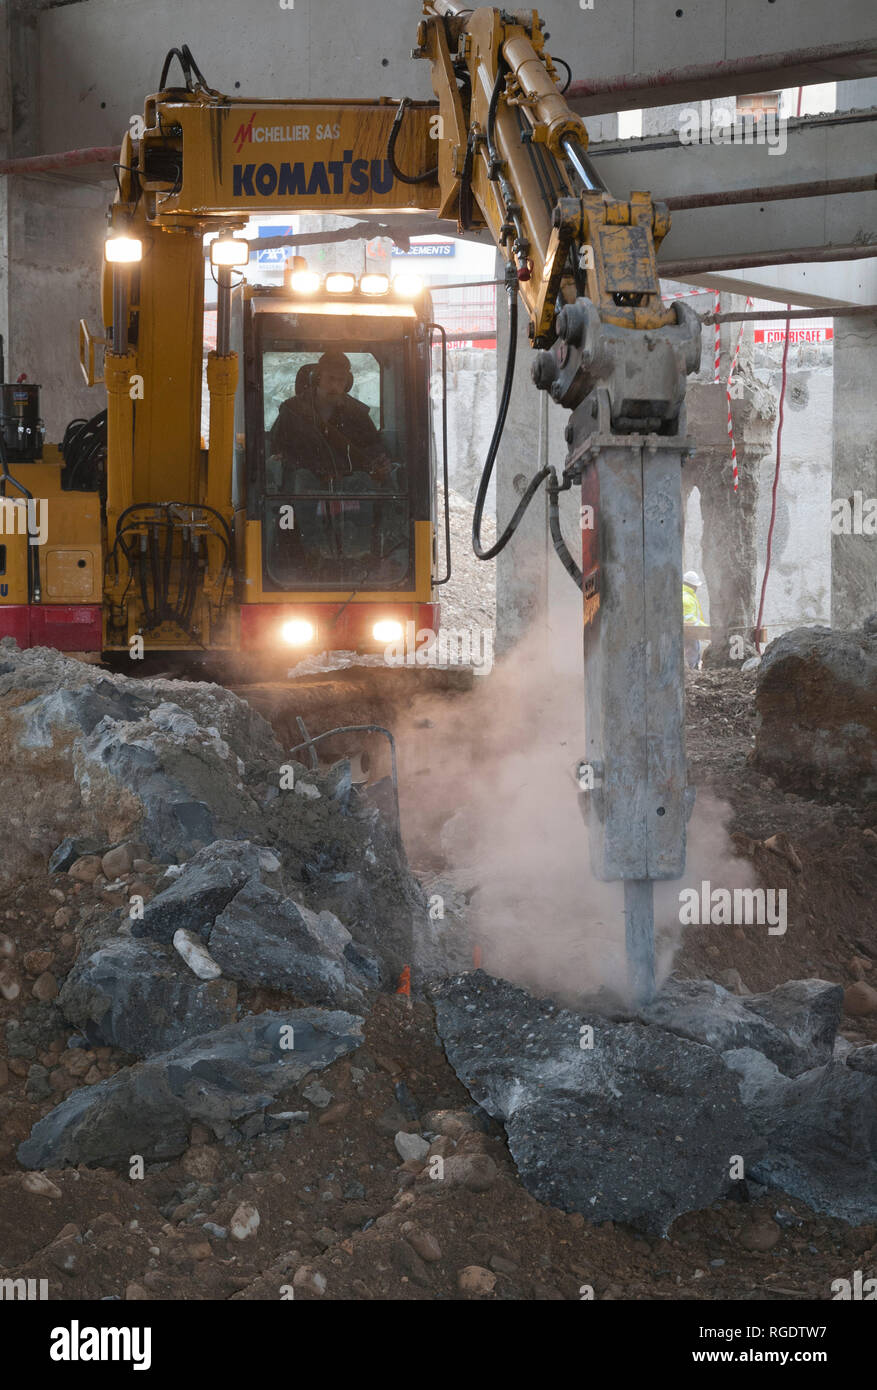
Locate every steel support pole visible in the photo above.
<box><xmin>215</xmin><ymin>266</ymin><xmax>231</xmax><ymax>357</ymax></box>
<box><xmin>112</xmin><ymin>267</ymin><xmax>128</xmax><ymax>355</ymax></box>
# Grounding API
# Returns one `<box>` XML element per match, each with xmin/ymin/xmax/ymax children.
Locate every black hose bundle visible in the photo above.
<box><xmin>61</xmin><ymin>409</ymin><xmax>107</xmax><ymax>493</ymax></box>
<box><xmin>158</xmin><ymin>45</ymin><xmax>221</xmax><ymax>96</ymax></box>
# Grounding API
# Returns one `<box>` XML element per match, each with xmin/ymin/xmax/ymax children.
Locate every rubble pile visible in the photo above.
<box><xmin>0</xmin><ymin>641</ymin><xmax>452</xmax><ymax>1170</ymax></box>
<box><xmin>0</xmin><ymin>640</ymin><xmax>430</xmax><ymax>982</ymax></box>
<box><xmin>0</xmin><ymin>644</ymin><xmax>874</xmax><ymax>1299</ymax></box>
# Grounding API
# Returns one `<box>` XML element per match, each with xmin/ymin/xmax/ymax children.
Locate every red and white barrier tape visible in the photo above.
<box><xmin>726</xmin><ymin>296</ymin><xmax>753</xmax><ymax>493</ymax></box>
<box><xmin>713</xmin><ymin>292</ymin><xmax>721</xmax><ymax>383</ymax></box>
<box><xmin>660</xmin><ymin>287</ymin><xmax>714</xmax><ymax>302</ymax></box>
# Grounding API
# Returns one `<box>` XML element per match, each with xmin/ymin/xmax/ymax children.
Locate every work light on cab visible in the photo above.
<box><xmin>280</xmin><ymin>618</ymin><xmax>315</xmax><ymax>646</ymax></box>
<box><xmin>360</xmin><ymin>274</ymin><xmax>390</xmax><ymax>296</ymax></box>
<box><xmin>289</xmin><ymin>269</ymin><xmax>320</xmax><ymax>294</ymax></box>
<box><xmin>104</xmin><ymin>234</ymin><xmax>143</xmax><ymax>264</ymax></box>
<box><xmin>210</xmin><ymin>237</ymin><xmax>250</xmax><ymax>268</ymax></box>
<box><xmin>325</xmin><ymin>272</ymin><xmax>356</xmax><ymax>294</ymax></box>
<box><xmin>392</xmin><ymin>272</ymin><xmax>424</xmax><ymax>299</ymax></box>
<box><xmin>373</xmin><ymin>619</ymin><xmax>404</xmax><ymax>642</ymax></box>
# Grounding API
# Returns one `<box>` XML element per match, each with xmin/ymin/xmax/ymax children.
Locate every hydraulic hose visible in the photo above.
<box><xmin>158</xmin><ymin>45</ymin><xmax>221</xmax><ymax>96</ymax></box>
<box><xmin>387</xmin><ymin>99</ymin><xmax>438</xmax><ymax>184</ymax></box>
<box><xmin>472</xmin><ymin>279</ymin><xmax>550</xmax><ymax>561</ymax></box>
<box><xmin>547</xmin><ymin>470</ymin><xmax>583</xmax><ymax>590</ymax></box>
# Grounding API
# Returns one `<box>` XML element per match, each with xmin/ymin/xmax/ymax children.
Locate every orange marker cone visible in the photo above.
<box><xmin>396</xmin><ymin>964</ymin><xmax>411</xmax><ymax>997</ymax></box>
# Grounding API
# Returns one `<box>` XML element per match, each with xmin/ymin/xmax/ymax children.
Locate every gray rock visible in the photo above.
<box><xmin>302</xmin><ymin>1081</ymin><xmax>332</xmax><ymax>1109</ymax></box>
<box><xmin>725</xmin><ymin>1047</ymin><xmax>877</xmax><ymax>1224</ymax></box>
<box><xmin>25</xmin><ymin>1063</ymin><xmax>53</xmax><ymax>1102</ymax></box>
<box><xmin>265</xmin><ymin>1110</ymin><xmax>308</xmax><ymax>1130</ymax></box>
<box><xmin>208</xmin><ymin>879</ymin><xmax>376</xmax><ymax>1007</ymax></box>
<box><xmin>753</xmin><ymin>624</ymin><xmax>877</xmax><ymax>802</ymax></box>
<box><xmin>743</xmin><ymin>979</ymin><xmax>843</xmax><ymax>1071</ymax></box>
<box><xmin>16</xmin><ymin>677</ymin><xmax>150</xmax><ymax>747</ymax></box>
<box><xmin>641</xmin><ymin>977</ymin><xmax>842</xmax><ymax>1077</ymax></box>
<box><xmin>48</xmin><ymin>836</ymin><xmax>104</xmax><ymax>874</ymax></box>
<box><xmin>133</xmin><ymin>840</ymin><xmax>270</xmax><ymax>944</ymax></box>
<box><xmin>58</xmin><ymin>937</ymin><xmax>237</xmax><ymax>1056</ymax></box>
<box><xmin>432</xmin><ymin>972</ymin><xmax>761</xmax><ymax>1235</ymax></box>
<box><xmin>845</xmin><ymin>1044</ymin><xmax>877</xmax><ymax>1076</ymax></box>
<box><xmin>394</xmin><ymin>1131</ymin><xmax>430</xmax><ymax>1162</ymax></box>
<box><xmin>17</xmin><ymin>1008</ymin><xmax>364</xmax><ymax>1169</ymax></box>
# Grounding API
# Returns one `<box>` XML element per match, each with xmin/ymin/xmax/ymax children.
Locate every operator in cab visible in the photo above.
<box><xmin>268</xmin><ymin>349</ymin><xmax>394</xmax><ymax>491</ymax></box>
<box><xmin>267</xmin><ymin>349</ymin><xmax>402</xmax><ymax>571</ymax></box>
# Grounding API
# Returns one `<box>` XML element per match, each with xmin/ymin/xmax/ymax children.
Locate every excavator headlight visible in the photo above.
<box><xmin>373</xmin><ymin>619</ymin><xmax>404</xmax><ymax>642</ymax></box>
<box><xmin>104</xmin><ymin>235</ymin><xmax>143</xmax><ymax>264</ymax></box>
<box><xmin>210</xmin><ymin>237</ymin><xmax>250</xmax><ymax>268</ymax></box>
<box><xmin>289</xmin><ymin>270</ymin><xmax>321</xmax><ymax>294</ymax></box>
<box><xmin>360</xmin><ymin>274</ymin><xmax>390</xmax><ymax>296</ymax></box>
<box><xmin>392</xmin><ymin>272</ymin><xmax>424</xmax><ymax>299</ymax></box>
<box><xmin>280</xmin><ymin>618</ymin><xmax>315</xmax><ymax>646</ymax></box>
<box><xmin>325</xmin><ymin>272</ymin><xmax>356</xmax><ymax>294</ymax></box>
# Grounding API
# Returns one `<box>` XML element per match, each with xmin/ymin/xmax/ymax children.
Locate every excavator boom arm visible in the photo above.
<box><xmin>416</xmin><ymin>0</ymin><xmax>677</xmax><ymax>347</ymax></box>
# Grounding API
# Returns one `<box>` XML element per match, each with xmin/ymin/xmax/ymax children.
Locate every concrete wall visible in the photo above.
<box><xmin>441</xmin><ymin>346</ymin><xmax>497</xmax><ymax>502</ymax></box>
<box><xmin>33</xmin><ymin>0</ymin><xmax>876</xmax><ymax>156</ymax></box>
<box><xmin>682</xmin><ymin>309</ymin><xmax>836</xmax><ymax>647</ymax></box>
<box><xmin>754</xmin><ymin>362</ymin><xmax>834</xmax><ymax>636</ymax></box>
<box><xmin>832</xmin><ymin>314</ymin><xmax>877</xmax><ymax>628</ymax></box>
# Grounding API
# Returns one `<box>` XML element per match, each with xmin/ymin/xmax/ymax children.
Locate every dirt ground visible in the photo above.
<box><xmin>0</xmin><ymin>666</ymin><xmax>875</xmax><ymax>1301</ymax></box>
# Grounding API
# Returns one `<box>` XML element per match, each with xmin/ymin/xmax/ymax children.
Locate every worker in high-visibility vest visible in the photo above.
<box><xmin>683</xmin><ymin>570</ymin><xmax>706</xmax><ymax>670</ymax></box>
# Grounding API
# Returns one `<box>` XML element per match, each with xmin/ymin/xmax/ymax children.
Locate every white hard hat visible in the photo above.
<box><xmin>683</xmin><ymin>570</ymin><xmax>702</xmax><ymax>588</ymax></box>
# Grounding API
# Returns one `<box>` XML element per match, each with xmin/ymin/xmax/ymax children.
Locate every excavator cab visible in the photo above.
<box><xmin>231</xmin><ymin>267</ymin><xmax>442</xmax><ymax>656</ymax></box>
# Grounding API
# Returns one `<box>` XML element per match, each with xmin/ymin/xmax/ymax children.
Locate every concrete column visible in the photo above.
<box><xmin>681</xmin><ymin>290</ymin><xmax>776</xmax><ymax>662</ymax></box>
<box><xmin>830</xmin><ymin>79</ymin><xmax>877</xmax><ymax>629</ymax></box>
<box><xmin>494</xmin><ymin>253</ymin><xmax>549</xmax><ymax>658</ymax></box>
<box><xmin>831</xmin><ymin>313</ymin><xmax>877</xmax><ymax>628</ymax></box>
<box><xmin>0</xmin><ymin>2</ymin><xmax>105</xmax><ymax>439</ymax></box>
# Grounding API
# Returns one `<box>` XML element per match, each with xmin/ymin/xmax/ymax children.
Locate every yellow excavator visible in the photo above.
<box><xmin>0</xmin><ymin>3</ymin><xmax>702</xmax><ymax>999</ymax></box>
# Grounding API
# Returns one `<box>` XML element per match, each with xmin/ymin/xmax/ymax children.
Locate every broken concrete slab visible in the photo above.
<box><xmin>208</xmin><ymin>878</ymin><xmax>380</xmax><ymax>1007</ymax></box>
<box><xmin>725</xmin><ymin>1047</ymin><xmax>877</xmax><ymax>1225</ymax></box>
<box><xmin>641</xmin><ymin>977</ymin><xmax>843</xmax><ymax>1078</ymax></box>
<box><xmin>743</xmin><ymin>978</ymin><xmax>844</xmax><ymax>1070</ymax></box>
<box><xmin>132</xmin><ymin>840</ymin><xmax>277</xmax><ymax>944</ymax></box>
<box><xmin>432</xmin><ymin>971</ymin><xmax>760</xmax><ymax>1235</ymax></box>
<box><xmin>17</xmin><ymin>1008</ymin><xmax>364</xmax><ymax>1169</ymax></box>
<box><xmin>129</xmin><ymin>836</ymin><xmax>383</xmax><ymax>1005</ymax></box>
<box><xmin>58</xmin><ymin>936</ymin><xmax>238</xmax><ymax>1056</ymax></box>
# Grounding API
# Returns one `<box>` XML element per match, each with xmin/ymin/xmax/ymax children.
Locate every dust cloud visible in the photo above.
<box><xmin>396</xmin><ymin>632</ymin><xmax>756</xmax><ymax>1004</ymax></box>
